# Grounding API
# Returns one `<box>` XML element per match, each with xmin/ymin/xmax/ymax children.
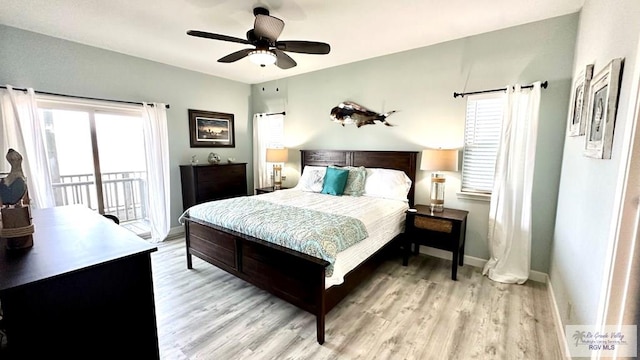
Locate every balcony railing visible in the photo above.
<box><xmin>51</xmin><ymin>171</ymin><xmax>148</xmax><ymax>223</ymax></box>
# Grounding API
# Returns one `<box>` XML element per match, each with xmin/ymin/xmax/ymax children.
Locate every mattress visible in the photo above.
<box><xmin>255</xmin><ymin>189</ymin><xmax>408</xmax><ymax>288</ymax></box>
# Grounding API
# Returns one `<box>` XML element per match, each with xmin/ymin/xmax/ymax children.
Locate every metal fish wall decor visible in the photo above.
<box><xmin>330</xmin><ymin>101</ymin><xmax>396</xmax><ymax>128</ymax></box>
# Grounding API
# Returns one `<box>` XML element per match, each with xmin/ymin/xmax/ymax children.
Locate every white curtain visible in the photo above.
<box><xmin>141</xmin><ymin>103</ymin><xmax>170</xmax><ymax>243</ymax></box>
<box><xmin>253</xmin><ymin>113</ymin><xmax>284</xmax><ymax>190</ymax></box>
<box><xmin>0</xmin><ymin>86</ymin><xmax>55</xmax><ymax>208</ymax></box>
<box><xmin>483</xmin><ymin>82</ymin><xmax>541</xmax><ymax>284</ymax></box>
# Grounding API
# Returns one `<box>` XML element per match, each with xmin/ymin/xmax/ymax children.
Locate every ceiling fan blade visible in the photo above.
<box><xmin>275</xmin><ymin>41</ymin><xmax>330</xmax><ymax>54</ymax></box>
<box><xmin>218</xmin><ymin>49</ymin><xmax>253</xmax><ymax>63</ymax></box>
<box><xmin>274</xmin><ymin>49</ymin><xmax>297</xmax><ymax>69</ymax></box>
<box><xmin>254</xmin><ymin>14</ymin><xmax>284</xmax><ymax>42</ymax></box>
<box><xmin>187</xmin><ymin>30</ymin><xmax>251</xmax><ymax>45</ymax></box>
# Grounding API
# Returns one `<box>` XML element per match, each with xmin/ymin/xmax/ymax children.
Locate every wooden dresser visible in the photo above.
<box><xmin>180</xmin><ymin>163</ymin><xmax>247</xmax><ymax>210</ymax></box>
<box><xmin>0</xmin><ymin>206</ymin><xmax>159</xmax><ymax>358</ymax></box>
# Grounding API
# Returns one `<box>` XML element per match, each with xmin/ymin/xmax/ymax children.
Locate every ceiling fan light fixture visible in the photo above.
<box><xmin>188</xmin><ymin>7</ymin><xmax>330</xmax><ymax>70</ymax></box>
<box><xmin>248</xmin><ymin>49</ymin><xmax>276</xmax><ymax>67</ymax></box>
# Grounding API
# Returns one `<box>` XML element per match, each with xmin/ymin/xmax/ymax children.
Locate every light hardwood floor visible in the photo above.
<box><xmin>152</xmin><ymin>239</ymin><xmax>563</xmax><ymax>359</ymax></box>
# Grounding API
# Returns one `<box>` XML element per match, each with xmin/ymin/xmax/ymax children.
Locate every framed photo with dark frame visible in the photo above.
<box><xmin>584</xmin><ymin>58</ymin><xmax>624</xmax><ymax>159</ymax></box>
<box><xmin>188</xmin><ymin>109</ymin><xmax>235</xmax><ymax>148</ymax></box>
<box><xmin>567</xmin><ymin>64</ymin><xmax>594</xmax><ymax>136</ymax></box>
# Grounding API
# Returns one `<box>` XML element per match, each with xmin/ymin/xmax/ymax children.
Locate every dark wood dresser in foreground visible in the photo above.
<box><xmin>0</xmin><ymin>206</ymin><xmax>159</xmax><ymax>359</ymax></box>
<box><xmin>180</xmin><ymin>163</ymin><xmax>247</xmax><ymax>211</ymax></box>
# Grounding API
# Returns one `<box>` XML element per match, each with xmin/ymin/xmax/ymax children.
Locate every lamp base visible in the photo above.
<box><xmin>272</xmin><ymin>164</ymin><xmax>282</xmax><ymax>190</ymax></box>
<box><xmin>430</xmin><ymin>173</ymin><xmax>446</xmax><ymax>213</ymax></box>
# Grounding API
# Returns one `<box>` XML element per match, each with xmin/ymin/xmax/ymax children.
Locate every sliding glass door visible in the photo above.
<box><xmin>94</xmin><ymin>112</ymin><xmax>148</xmax><ymax>223</ymax></box>
<box><xmin>38</xmin><ymin>101</ymin><xmax>149</xmax><ymax>233</ymax></box>
<box><xmin>41</xmin><ymin>108</ymin><xmax>97</xmax><ymax>209</ymax></box>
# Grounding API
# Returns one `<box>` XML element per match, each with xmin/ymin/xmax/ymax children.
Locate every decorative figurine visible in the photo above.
<box><xmin>0</xmin><ymin>149</ymin><xmax>34</xmax><ymax>250</ymax></box>
<box><xmin>191</xmin><ymin>155</ymin><xmax>199</xmax><ymax>165</ymax></box>
<box><xmin>208</xmin><ymin>152</ymin><xmax>221</xmax><ymax>164</ymax></box>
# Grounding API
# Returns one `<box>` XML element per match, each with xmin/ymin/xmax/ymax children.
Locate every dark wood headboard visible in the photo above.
<box><xmin>300</xmin><ymin>150</ymin><xmax>418</xmax><ymax>206</ymax></box>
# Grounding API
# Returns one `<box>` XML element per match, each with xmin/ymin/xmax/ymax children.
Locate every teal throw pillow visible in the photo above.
<box><xmin>321</xmin><ymin>166</ymin><xmax>349</xmax><ymax>196</ymax></box>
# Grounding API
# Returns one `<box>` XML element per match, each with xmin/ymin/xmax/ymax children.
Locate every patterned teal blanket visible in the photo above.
<box><xmin>181</xmin><ymin>197</ymin><xmax>368</xmax><ymax>276</ymax></box>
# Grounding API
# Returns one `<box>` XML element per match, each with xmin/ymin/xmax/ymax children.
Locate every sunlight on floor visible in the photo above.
<box><xmin>121</xmin><ymin>219</ymin><xmax>151</xmax><ymax>239</ymax></box>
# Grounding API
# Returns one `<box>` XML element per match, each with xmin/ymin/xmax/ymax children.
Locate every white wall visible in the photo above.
<box><xmin>0</xmin><ymin>24</ymin><xmax>252</xmax><ymax>229</ymax></box>
<box><xmin>551</xmin><ymin>0</ymin><xmax>640</xmax><ymax>326</ymax></box>
<box><xmin>252</xmin><ymin>14</ymin><xmax>579</xmax><ymax>273</ymax></box>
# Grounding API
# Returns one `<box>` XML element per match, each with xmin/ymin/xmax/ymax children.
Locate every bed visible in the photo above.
<box><xmin>180</xmin><ymin>150</ymin><xmax>417</xmax><ymax>344</ymax></box>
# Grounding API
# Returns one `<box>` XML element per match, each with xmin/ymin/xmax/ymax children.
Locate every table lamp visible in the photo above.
<box><xmin>266</xmin><ymin>148</ymin><xmax>288</xmax><ymax>189</ymax></box>
<box><xmin>420</xmin><ymin>148</ymin><xmax>458</xmax><ymax>212</ymax></box>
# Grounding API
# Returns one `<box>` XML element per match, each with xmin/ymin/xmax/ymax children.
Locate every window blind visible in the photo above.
<box><xmin>461</xmin><ymin>94</ymin><xmax>505</xmax><ymax>194</ymax></box>
<box><xmin>265</xmin><ymin>115</ymin><xmax>284</xmax><ymax>148</ymax></box>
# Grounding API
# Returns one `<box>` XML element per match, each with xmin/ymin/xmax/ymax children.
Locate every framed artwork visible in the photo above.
<box><xmin>584</xmin><ymin>58</ymin><xmax>624</xmax><ymax>159</ymax></box>
<box><xmin>567</xmin><ymin>64</ymin><xmax>594</xmax><ymax>136</ymax></box>
<box><xmin>188</xmin><ymin>109</ymin><xmax>235</xmax><ymax>148</ymax></box>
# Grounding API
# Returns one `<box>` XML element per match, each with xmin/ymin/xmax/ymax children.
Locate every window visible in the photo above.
<box><xmin>264</xmin><ymin>115</ymin><xmax>284</xmax><ymax>149</ymax></box>
<box><xmin>461</xmin><ymin>94</ymin><xmax>505</xmax><ymax>195</ymax></box>
<box><xmin>254</xmin><ymin>113</ymin><xmax>285</xmax><ymax>189</ymax></box>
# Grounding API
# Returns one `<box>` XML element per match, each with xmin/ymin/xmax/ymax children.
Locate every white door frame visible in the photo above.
<box><xmin>594</xmin><ymin>38</ymin><xmax>640</xmax><ymax>359</ymax></box>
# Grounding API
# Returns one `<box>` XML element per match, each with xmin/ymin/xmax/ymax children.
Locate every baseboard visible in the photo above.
<box><xmin>419</xmin><ymin>247</ymin><xmax>547</xmax><ymax>283</ymax></box>
<box><xmin>546</xmin><ymin>277</ymin><xmax>571</xmax><ymax>358</ymax></box>
<box><xmin>167</xmin><ymin>226</ymin><xmax>185</xmax><ymax>240</ymax></box>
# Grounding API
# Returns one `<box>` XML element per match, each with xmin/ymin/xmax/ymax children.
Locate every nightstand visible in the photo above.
<box><xmin>404</xmin><ymin>205</ymin><xmax>468</xmax><ymax>280</ymax></box>
<box><xmin>255</xmin><ymin>186</ymin><xmax>289</xmax><ymax>194</ymax></box>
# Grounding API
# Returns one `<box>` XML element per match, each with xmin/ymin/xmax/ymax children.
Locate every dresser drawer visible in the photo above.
<box><xmin>196</xmin><ymin>164</ymin><xmax>244</xmax><ymax>180</ymax></box>
<box><xmin>414</xmin><ymin>216</ymin><xmax>452</xmax><ymax>233</ymax></box>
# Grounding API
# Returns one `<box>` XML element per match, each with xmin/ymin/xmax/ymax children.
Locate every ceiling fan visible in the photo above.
<box><xmin>187</xmin><ymin>7</ymin><xmax>331</xmax><ymax>69</ymax></box>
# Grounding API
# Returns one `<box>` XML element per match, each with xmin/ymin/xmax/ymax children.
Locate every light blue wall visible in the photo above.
<box><xmin>0</xmin><ymin>13</ymin><xmax>587</xmax><ymax>281</ymax></box>
<box><xmin>551</xmin><ymin>0</ymin><xmax>640</xmax><ymax>326</ymax></box>
<box><xmin>4</xmin><ymin>1</ymin><xmax>637</xmax><ymax>336</ymax></box>
<box><xmin>0</xmin><ymin>24</ymin><xmax>251</xmax><ymax>229</ymax></box>
<box><xmin>251</xmin><ymin>14</ymin><xmax>579</xmax><ymax>273</ymax></box>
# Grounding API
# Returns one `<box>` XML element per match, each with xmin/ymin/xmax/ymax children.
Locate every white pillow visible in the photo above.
<box><xmin>294</xmin><ymin>166</ymin><xmax>327</xmax><ymax>192</ymax></box>
<box><xmin>363</xmin><ymin>168</ymin><xmax>412</xmax><ymax>202</ymax></box>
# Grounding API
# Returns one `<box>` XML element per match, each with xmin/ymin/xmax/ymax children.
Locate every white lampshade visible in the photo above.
<box><xmin>249</xmin><ymin>50</ymin><xmax>277</xmax><ymax>66</ymax></box>
<box><xmin>266</xmin><ymin>148</ymin><xmax>288</xmax><ymax>163</ymax></box>
<box><xmin>420</xmin><ymin>149</ymin><xmax>458</xmax><ymax>172</ymax></box>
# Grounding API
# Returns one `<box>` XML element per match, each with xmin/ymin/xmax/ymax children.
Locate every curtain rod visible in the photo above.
<box><xmin>259</xmin><ymin>111</ymin><xmax>286</xmax><ymax>116</ymax></box>
<box><xmin>0</xmin><ymin>85</ymin><xmax>170</xmax><ymax>109</ymax></box>
<box><xmin>453</xmin><ymin>81</ymin><xmax>548</xmax><ymax>98</ymax></box>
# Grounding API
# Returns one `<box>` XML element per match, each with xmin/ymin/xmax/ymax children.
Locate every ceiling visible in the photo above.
<box><xmin>0</xmin><ymin>0</ymin><xmax>583</xmax><ymax>85</ymax></box>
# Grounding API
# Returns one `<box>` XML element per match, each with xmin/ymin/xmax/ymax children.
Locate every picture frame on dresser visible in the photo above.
<box><xmin>189</xmin><ymin>109</ymin><xmax>235</xmax><ymax>148</ymax></box>
<box><xmin>584</xmin><ymin>58</ymin><xmax>624</xmax><ymax>159</ymax></box>
<box><xmin>567</xmin><ymin>64</ymin><xmax>594</xmax><ymax>137</ymax></box>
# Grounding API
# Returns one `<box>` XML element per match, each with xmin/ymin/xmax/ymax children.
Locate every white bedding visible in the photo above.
<box><xmin>255</xmin><ymin>189</ymin><xmax>408</xmax><ymax>288</ymax></box>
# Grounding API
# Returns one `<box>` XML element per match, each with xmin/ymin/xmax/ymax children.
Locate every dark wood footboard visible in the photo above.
<box><xmin>185</xmin><ymin>219</ymin><xmax>330</xmax><ymax>344</ymax></box>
